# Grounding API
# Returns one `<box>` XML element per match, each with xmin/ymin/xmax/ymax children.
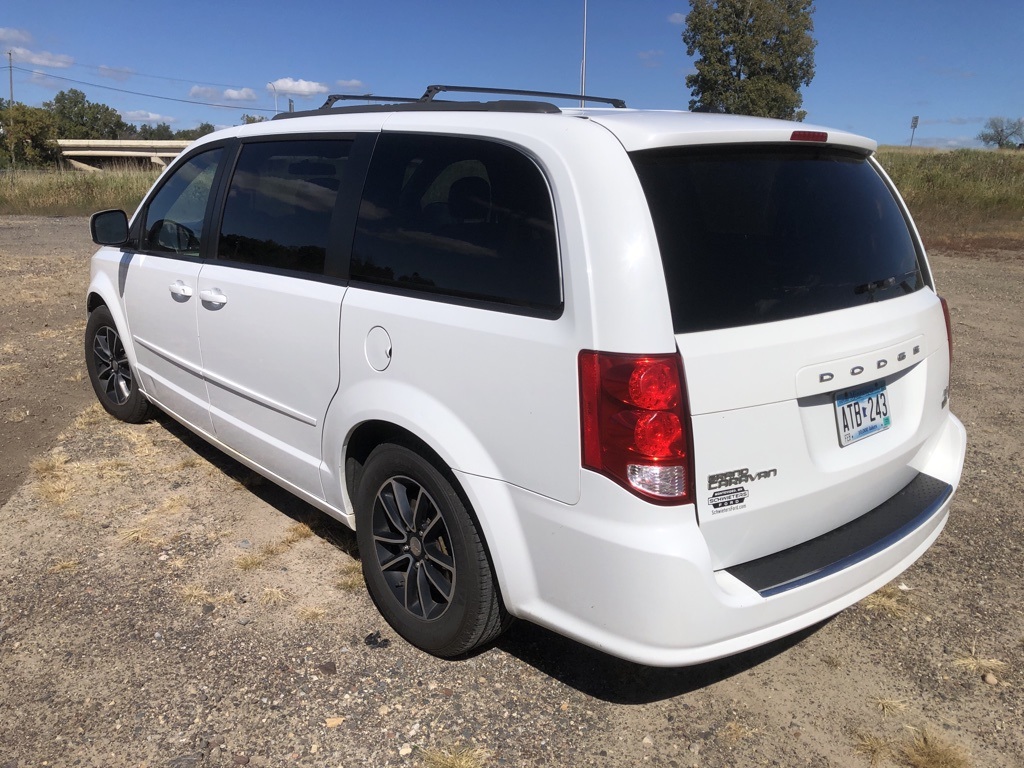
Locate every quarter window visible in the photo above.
<box><xmin>142</xmin><ymin>148</ymin><xmax>222</xmax><ymax>256</ymax></box>
<box><xmin>217</xmin><ymin>140</ymin><xmax>352</xmax><ymax>275</ymax></box>
<box><xmin>351</xmin><ymin>134</ymin><xmax>560</xmax><ymax>314</ymax></box>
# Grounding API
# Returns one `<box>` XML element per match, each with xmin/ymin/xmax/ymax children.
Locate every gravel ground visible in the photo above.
<box><xmin>0</xmin><ymin>217</ymin><xmax>1021</xmax><ymax>767</ymax></box>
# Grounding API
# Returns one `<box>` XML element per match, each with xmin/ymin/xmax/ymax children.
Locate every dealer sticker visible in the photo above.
<box><xmin>708</xmin><ymin>486</ymin><xmax>749</xmax><ymax>514</ymax></box>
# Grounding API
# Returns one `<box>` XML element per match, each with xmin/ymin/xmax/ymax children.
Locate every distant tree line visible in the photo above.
<box><xmin>0</xmin><ymin>89</ymin><xmax>252</xmax><ymax>168</ymax></box>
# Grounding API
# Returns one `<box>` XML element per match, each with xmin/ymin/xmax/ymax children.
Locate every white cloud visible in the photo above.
<box><xmin>10</xmin><ymin>46</ymin><xmax>73</xmax><ymax>68</ymax></box>
<box><xmin>269</xmin><ymin>77</ymin><xmax>330</xmax><ymax>97</ymax></box>
<box><xmin>335</xmin><ymin>79</ymin><xmax>365</xmax><ymax>91</ymax></box>
<box><xmin>122</xmin><ymin>110</ymin><xmax>177</xmax><ymax>125</ymax></box>
<box><xmin>668</xmin><ymin>12</ymin><xmax>686</xmax><ymax>24</ymax></box>
<box><xmin>914</xmin><ymin>135</ymin><xmax>981</xmax><ymax>149</ymax></box>
<box><xmin>0</xmin><ymin>27</ymin><xmax>32</xmax><ymax>45</ymax></box>
<box><xmin>98</xmin><ymin>65</ymin><xmax>134</xmax><ymax>82</ymax></box>
<box><xmin>638</xmin><ymin>50</ymin><xmax>664</xmax><ymax>68</ymax></box>
<box><xmin>223</xmin><ymin>87</ymin><xmax>257</xmax><ymax>101</ymax></box>
<box><xmin>189</xmin><ymin>85</ymin><xmax>220</xmax><ymax>100</ymax></box>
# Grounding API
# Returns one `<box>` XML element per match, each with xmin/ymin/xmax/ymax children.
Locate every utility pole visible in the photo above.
<box><xmin>7</xmin><ymin>50</ymin><xmax>12</xmax><ymax>105</ymax></box>
<box><xmin>579</xmin><ymin>0</ymin><xmax>588</xmax><ymax>107</ymax></box>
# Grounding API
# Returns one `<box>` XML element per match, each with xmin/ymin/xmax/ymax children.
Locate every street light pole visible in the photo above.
<box><xmin>267</xmin><ymin>82</ymin><xmax>278</xmax><ymax>114</ymax></box>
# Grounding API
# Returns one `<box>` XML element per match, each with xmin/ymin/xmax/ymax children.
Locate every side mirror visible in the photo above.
<box><xmin>90</xmin><ymin>209</ymin><xmax>130</xmax><ymax>246</ymax></box>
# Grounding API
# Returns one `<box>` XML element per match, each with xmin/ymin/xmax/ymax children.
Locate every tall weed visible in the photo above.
<box><xmin>0</xmin><ymin>165</ymin><xmax>160</xmax><ymax>216</ymax></box>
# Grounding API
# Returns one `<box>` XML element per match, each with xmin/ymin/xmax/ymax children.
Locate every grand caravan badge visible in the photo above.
<box><xmin>707</xmin><ymin>467</ymin><xmax>778</xmax><ymax>491</ymax></box>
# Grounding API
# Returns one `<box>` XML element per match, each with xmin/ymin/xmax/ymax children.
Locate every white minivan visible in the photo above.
<box><xmin>86</xmin><ymin>85</ymin><xmax>966</xmax><ymax>666</ymax></box>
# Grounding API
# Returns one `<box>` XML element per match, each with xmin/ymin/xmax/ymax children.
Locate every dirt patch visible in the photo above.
<box><xmin>0</xmin><ymin>217</ymin><xmax>1021</xmax><ymax>767</ymax></box>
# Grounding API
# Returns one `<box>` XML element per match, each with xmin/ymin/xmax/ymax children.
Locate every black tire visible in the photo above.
<box><xmin>355</xmin><ymin>443</ymin><xmax>508</xmax><ymax>657</ymax></box>
<box><xmin>84</xmin><ymin>305</ymin><xmax>153</xmax><ymax>423</ymax></box>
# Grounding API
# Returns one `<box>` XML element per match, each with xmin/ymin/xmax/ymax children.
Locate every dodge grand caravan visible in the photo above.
<box><xmin>85</xmin><ymin>85</ymin><xmax>966</xmax><ymax>666</ymax></box>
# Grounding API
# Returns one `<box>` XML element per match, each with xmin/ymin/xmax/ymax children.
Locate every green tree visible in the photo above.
<box><xmin>174</xmin><ymin>122</ymin><xmax>216</xmax><ymax>141</ymax></box>
<box><xmin>0</xmin><ymin>102</ymin><xmax>60</xmax><ymax>167</ymax></box>
<box><xmin>240</xmin><ymin>114</ymin><xmax>267</xmax><ymax>125</ymax></box>
<box><xmin>44</xmin><ymin>89</ymin><xmax>131</xmax><ymax>139</ymax></box>
<box><xmin>977</xmin><ymin>117</ymin><xmax>1024</xmax><ymax>149</ymax></box>
<box><xmin>137</xmin><ymin>122</ymin><xmax>175</xmax><ymax>140</ymax></box>
<box><xmin>682</xmin><ymin>0</ymin><xmax>816</xmax><ymax>121</ymax></box>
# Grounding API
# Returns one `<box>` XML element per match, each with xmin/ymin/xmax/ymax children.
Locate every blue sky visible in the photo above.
<box><xmin>3</xmin><ymin>1</ymin><xmax>1021</xmax><ymax>148</ymax></box>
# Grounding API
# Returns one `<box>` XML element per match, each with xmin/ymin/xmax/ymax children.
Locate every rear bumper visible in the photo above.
<box><xmin>457</xmin><ymin>412</ymin><xmax>966</xmax><ymax>667</ymax></box>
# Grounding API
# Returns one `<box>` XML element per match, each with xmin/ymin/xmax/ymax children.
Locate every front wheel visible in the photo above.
<box><xmin>355</xmin><ymin>443</ymin><xmax>508</xmax><ymax>657</ymax></box>
<box><xmin>84</xmin><ymin>305</ymin><xmax>153</xmax><ymax>423</ymax></box>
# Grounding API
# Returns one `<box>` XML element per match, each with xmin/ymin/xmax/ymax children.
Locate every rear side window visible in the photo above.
<box><xmin>631</xmin><ymin>146</ymin><xmax>925</xmax><ymax>333</ymax></box>
<box><xmin>217</xmin><ymin>139</ymin><xmax>351</xmax><ymax>275</ymax></box>
<box><xmin>351</xmin><ymin>133</ymin><xmax>560</xmax><ymax>315</ymax></box>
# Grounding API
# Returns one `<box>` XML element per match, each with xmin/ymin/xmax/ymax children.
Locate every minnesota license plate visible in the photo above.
<box><xmin>835</xmin><ymin>382</ymin><xmax>891</xmax><ymax>446</ymax></box>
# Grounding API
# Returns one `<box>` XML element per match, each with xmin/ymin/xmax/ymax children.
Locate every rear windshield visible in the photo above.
<box><xmin>630</xmin><ymin>146</ymin><xmax>926</xmax><ymax>333</ymax></box>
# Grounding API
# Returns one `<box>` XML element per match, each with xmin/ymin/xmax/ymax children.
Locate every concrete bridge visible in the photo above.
<box><xmin>56</xmin><ymin>139</ymin><xmax>191</xmax><ymax>171</ymax></box>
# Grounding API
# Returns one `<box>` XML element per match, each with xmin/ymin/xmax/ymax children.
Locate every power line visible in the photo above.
<box><xmin>68</xmin><ymin>61</ymin><xmax>247</xmax><ymax>90</ymax></box>
<box><xmin>12</xmin><ymin>65</ymin><xmax>275</xmax><ymax>113</ymax></box>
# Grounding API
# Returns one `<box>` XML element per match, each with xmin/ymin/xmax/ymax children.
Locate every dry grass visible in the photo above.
<box><xmin>878</xmin><ymin>146</ymin><xmax>1024</xmax><ymax>246</ymax></box>
<box><xmin>258</xmin><ymin>587</ymin><xmax>289</xmax><ymax>607</ymax></box>
<box><xmin>47</xmin><ymin>559</ymin><xmax>80</xmax><ymax>574</ymax></box>
<box><xmin>953</xmin><ymin>647</ymin><xmax>1008</xmax><ymax>678</ymax></box>
<box><xmin>335</xmin><ymin>560</ymin><xmax>364</xmax><ymax>593</ymax></box>
<box><xmin>179</xmin><ymin>584</ymin><xmax>213</xmax><ymax>605</ymax></box>
<box><xmin>235</xmin><ymin>552</ymin><xmax>269</xmax><ymax>571</ymax></box>
<box><xmin>853</xmin><ymin>732</ymin><xmax>896</xmax><ymax>767</ymax></box>
<box><xmin>0</xmin><ymin>166</ymin><xmax>160</xmax><ymax>216</ymax></box>
<box><xmin>118</xmin><ymin>524</ymin><xmax>162</xmax><ymax>546</ymax></box>
<box><xmin>283</xmin><ymin>522</ymin><xmax>314</xmax><ymax>544</ymax></box>
<box><xmin>71</xmin><ymin>403</ymin><xmax>109</xmax><ymax>431</ymax></box>
<box><xmin>31</xmin><ymin>451</ymin><xmax>76</xmax><ymax>505</ymax></box>
<box><xmin>875</xmin><ymin>697</ymin><xmax>910</xmax><ymax>717</ymax></box>
<box><xmin>861</xmin><ymin>583</ymin><xmax>913</xmax><ymax>619</ymax></box>
<box><xmin>420</xmin><ymin>745</ymin><xmax>490</xmax><ymax>768</ymax></box>
<box><xmin>297</xmin><ymin>605</ymin><xmax>328</xmax><ymax>623</ymax></box>
<box><xmin>718</xmin><ymin>720</ymin><xmax>758</xmax><ymax>743</ymax></box>
<box><xmin>899</xmin><ymin>728</ymin><xmax>971</xmax><ymax>768</ymax></box>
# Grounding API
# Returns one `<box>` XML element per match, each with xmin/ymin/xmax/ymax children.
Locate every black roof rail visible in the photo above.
<box><xmin>271</xmin><ymin>84</ymin><xmax>627</xmax><ymax>120</ymax></box>
<box><xmin>422</xmin><ymin>84</ymin><xmax>627</xmax><ymax>109</ymax></box>
<box><xmin>320</xmin><ymin>93</ymin><xmax>421</xmax><ymax>109</ymax></box>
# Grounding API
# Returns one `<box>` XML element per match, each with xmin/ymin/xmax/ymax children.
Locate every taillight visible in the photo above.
<box><xmin>939</xmin><ymin>295</ymin><xmax>953</xmax><ymax>372</ymax></box>
<box><xmin>579</xmin><ymin>351</ymin><xmax>694</xmax><ymax>505</ymax></box>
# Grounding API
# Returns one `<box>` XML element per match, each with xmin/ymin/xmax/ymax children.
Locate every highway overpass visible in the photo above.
<box><xmin>55</xmin><ymin>139</ymin><xmax>191</xmax><ymax>171</ymax></box>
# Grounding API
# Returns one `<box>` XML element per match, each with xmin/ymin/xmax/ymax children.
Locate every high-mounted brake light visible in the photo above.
<box><xmin>579</xmin><ymin>351</ymin><xmax>694</xmax><ymax>504</ymax></box>
<box><xmin>790</xmin><ymin>130</ymin><xmax>828</xmax><ymax>143</ymax></box>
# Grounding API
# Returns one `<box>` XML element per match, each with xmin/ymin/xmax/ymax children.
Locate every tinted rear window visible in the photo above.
<box><xmin>631</xmin><ymin>146</ymin><xmax>926</xmax><ymax>333</ymax></box>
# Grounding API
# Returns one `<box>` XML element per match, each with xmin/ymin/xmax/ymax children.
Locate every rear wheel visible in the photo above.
<box><xmin>355</xmin><ymin>443</ymin><xmax>508</xmax><ymax>657</ymax></box>
<box><xmin>84</xmin><ymin>305</ymin><xmax>153</xmax><ymax>423</ymax></box>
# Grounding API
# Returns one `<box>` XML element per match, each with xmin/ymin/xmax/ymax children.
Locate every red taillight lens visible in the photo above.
<box><xmin>939</xmin><ymin>295</ymin><xmax>953</xmax><ymax>372</ymax></box>
<box><xmin>579</xmin><ymin>351</ymin><xmax>694</xmax><ymax>504</ymax></box>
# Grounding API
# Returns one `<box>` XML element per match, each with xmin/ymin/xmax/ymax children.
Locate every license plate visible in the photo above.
<box><xmin>835</xmin><ymin>382</ymin><xmax>891</xmax><ymax>446</ymax></box>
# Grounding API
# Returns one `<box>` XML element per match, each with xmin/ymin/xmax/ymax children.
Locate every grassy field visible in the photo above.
<box><xmin>877</xmin><ymin>146</ymin><xmax>1024</xmax><ymax>247</ymax></box>
<box><xmin>0</xmin><ymin>165</ymin><xmax>160</xmax><ymax>217</ymax></box>
<box><xmin>2</xmin><ymin>147</ymin><xmax>1023</xmax><ymax>248</ymax></box>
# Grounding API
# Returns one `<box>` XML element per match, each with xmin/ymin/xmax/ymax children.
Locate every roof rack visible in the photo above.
<box><xmin>421</xmin><ymin>85</ymin><xmax>627</xmax><ymax>109</ymax></box>
<box><xmin>273</xmin><ymin>84</ymin><xmax>627</xmax><ymax>120</ymax></box>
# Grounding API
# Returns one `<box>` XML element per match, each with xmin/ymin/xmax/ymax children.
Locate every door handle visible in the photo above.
<box><xmin>168</xmin><ymin>280</ymin><xmax>193</xmax><ymax>298</ymax></box>
<box><xmin>199</xmin><ymin>289</ymin><xmax>228</xmax><ymax>305</ymax></box>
